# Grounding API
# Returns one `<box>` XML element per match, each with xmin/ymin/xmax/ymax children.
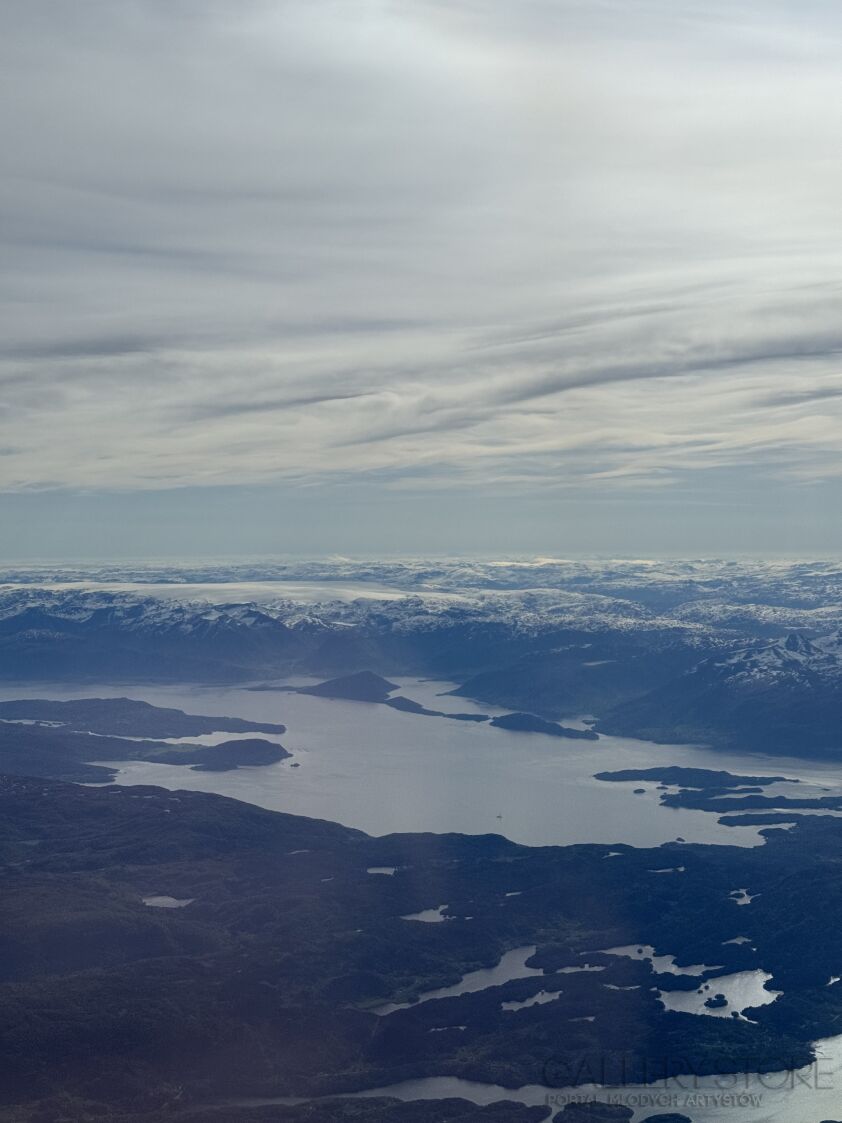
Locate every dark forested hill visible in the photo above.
<box><xmin>2</xmin><ymin>774</ymin><xmax>842</xmax><ymax>1121</ymax></box>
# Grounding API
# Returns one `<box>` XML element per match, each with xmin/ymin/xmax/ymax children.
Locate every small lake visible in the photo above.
<box><xmin>1</xmin><ymin>678</ymin><xmax>838</xmax><ymax>848</ymax></box>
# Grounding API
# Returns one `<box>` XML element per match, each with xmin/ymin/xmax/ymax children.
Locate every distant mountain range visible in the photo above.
<box><xmin>0</xmin><ymin>584</ymin><xmax>703</xmax><ymax>683</ymax></box>
<box><xmin>5</xmin><ymin>556</ymin><xmax>842</xmax><ymax>615</ymax></box>
<box><xmin>3</xmin><ymin>559</ymin><xmax>842</xmax><ymax>757</ymax></box>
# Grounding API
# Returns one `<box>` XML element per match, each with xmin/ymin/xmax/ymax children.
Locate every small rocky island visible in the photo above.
<box><xmin>298</xmin><ymin>670</ymin><xmax>400</xmax><ymax>702</ymax></box>
<box><xmin>705</xmin><ymin>993</ymin><xmax>729</xmax><ymax>1009</ymax></box>
<box><xmin>145</xmin><ymin>738</ymin><xmax>291</xmax><ymax>772</ymax></box>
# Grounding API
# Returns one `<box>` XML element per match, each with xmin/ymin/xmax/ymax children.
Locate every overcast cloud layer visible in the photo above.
<box><xmin>2</xmin><ymin>1</ymin><xmax>842</xmax><ymax>554</ymax></box>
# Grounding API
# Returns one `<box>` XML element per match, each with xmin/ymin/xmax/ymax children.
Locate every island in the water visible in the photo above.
<box><xmin>490</xmin><ymin>712</ymin><xmax>599</xmax><ymax>740</ymax></box>
<box><xmin>145</xmin><ymin>737</ymin><xmax>291</xmax><ymax>772</ymax></box>
<box><xmin>299</xmin><ymin>670</ymin><xmax>400</xmax><ymax>702</ymax></box>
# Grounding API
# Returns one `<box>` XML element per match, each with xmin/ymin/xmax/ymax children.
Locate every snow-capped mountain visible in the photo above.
<box><xmin>600</xmin><ymin>632</ymin><xmax>842</xmax><ymax>756</ymax></box>
<box><xmin>0</xmin><ymin>577</ymin><xmax>710</xmax><ymax>684</ymax></box>
<box><xmin>2</xmin><ymin>559</ymin><xmax>842</xmax><ymax>757</ymax></box>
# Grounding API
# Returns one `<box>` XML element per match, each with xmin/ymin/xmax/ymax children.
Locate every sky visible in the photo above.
<box><xmin>2</xmin><ymin>0</ymin><xmax>842</xmax><ymax>558</ymax></box>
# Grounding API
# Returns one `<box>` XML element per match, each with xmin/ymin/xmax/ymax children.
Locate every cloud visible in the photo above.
<box><xmin>757</xmin><ymin>384</ymin><xmax>842</xmax><ymax>410</ymax></box>
<box><xmin>2</xmin><ymin>0</ymin><xmax>842</xmax><ymax>519</ymax></box>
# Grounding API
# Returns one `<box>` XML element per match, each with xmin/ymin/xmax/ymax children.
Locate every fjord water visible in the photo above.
<box><xmin>0</xmin><ymin>678</ymin><xmax>837</xmax><ymax>848</ymax></box>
